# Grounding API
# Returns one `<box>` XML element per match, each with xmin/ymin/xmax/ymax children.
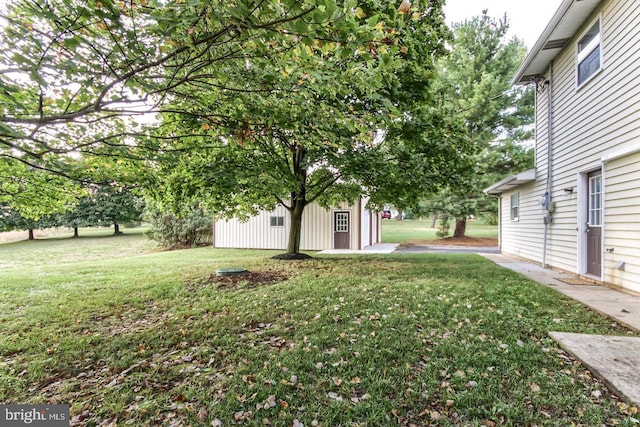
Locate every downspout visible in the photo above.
<box><xmin>542</xmin><ymin>61</ymin><xmax>554</xmax><ymax>268</ymax></box>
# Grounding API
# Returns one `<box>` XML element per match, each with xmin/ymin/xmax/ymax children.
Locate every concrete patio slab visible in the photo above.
<box><xmin>549</xmin><ymin>332</ymin><xmax>640</xmax><ymax>407</ymax></box>
<box><xmin>318</xmin><ymin>243</ymin><xmax>398</xmax><ymax>255</ymax></box>
<box><xmin>395</xmin><ymin>244</ymin><xmax>499</xmax><ymax>254</ymax></box>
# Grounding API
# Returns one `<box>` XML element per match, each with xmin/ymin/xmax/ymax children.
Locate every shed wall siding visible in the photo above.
<box><xmin>500</xmin><ymin>0</ymin><xmax>640</xmax><ymax>287</ymax></box>
<box><xmin>214</xmin><ymin>205</ymin><xmax>289</xmax><ymax>250</ymax></box>
<box><xmin>214</xmin><ymin>200</ymin><xmax>374</xmax><ymax>251</ymax></box>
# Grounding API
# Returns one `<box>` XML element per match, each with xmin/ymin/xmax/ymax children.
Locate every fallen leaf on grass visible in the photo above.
<box><xmin>235</xmin><ymin>411</ymin><xmax>254</xmax><ymax>421</ymax></box>
<box><xmin>618</xmin><ymin>402</ymin><xmax>639</xmax><ymax>415</ymax></box>
<box><xmin>266</xmin><ymin>395</ymin><xmax>277</xmax><ymax>408</ymax></box>
<box><xmin>197</xmin><ymin>408</ymin><xmax>208</xmax><ymax>423</ymax></box>
<box><xmin>454</xmin><ymin>370</ymin><xmax>466</xmax><ymax>378</ymax></box>
<box><xmin>327</xmin><ymin>392</ymin><xmax>343</xmax><ymax>401</ymax></box>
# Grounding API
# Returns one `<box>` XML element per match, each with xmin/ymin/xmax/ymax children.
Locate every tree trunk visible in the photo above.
<box><xmin>431</xmin><ymin>214</ymin><xmax>438</xmax><ymax>228</ymax></box>
<box><xmin>28</xmin><ymin>229</ymin><xmax>35</xmax><ymax>240</ymax></box>
<box><xmin>73</xmin><ymin>227</ymin><xmax>79</xmax><ymax>238</ymax></box>
<box><xmin>453</xmin><ymin>217</ymin><xmax>467</xmax><ymax>238</ymax></box>
<box><xmin>286</xmin><ymin>200</ymin><xmax>305</xmax><ymax>254</ymax></box>
<box><xmin>114</xmin><ymin>223</ymin><xmax>122</xmax><ymax>235</ymax></box>
<box><xmin>282</xmin><ymin>144</ymin><xmax>311</xmax><ymax>257</ymax></box>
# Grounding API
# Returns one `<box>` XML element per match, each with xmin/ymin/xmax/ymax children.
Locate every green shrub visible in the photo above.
<box><xmin>480</xmin><ymin>212</ymin><xmax>499</xmax><ymax>226</ymax></box>
<box><xmin>145</xmin><ymin>204</ymin><xmax>212</xmax><ymax>249</ymax></box>
<box><xmin>436</xmin><ymin>215</ymin><xmax>450</xmax><ymax>239</ymax></box>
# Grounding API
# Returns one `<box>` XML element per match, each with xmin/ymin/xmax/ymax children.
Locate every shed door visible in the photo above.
<box><xmin>333</xmin><ymin>211</ymin><xmax>350</xmax><ymax>249</ymax></box>
<box><xmin>586</xmin><ymin>171</ymin><xmax>602</xmax><ymax>277</ymax></box>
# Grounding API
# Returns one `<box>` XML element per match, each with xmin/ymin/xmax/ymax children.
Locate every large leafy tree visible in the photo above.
<box><xmin>0</xmin><ymin>0</ymin><xmax>446</xmax><ymax>172</ymax></box>
<box><xmin>0</xmin><ymin>205</ymin><xmax>40</xmax><ymax>240</ymax></box>
<box><xmin>148</xmin><ymin>0</ymin><xmax>466</xmax><ymax>255</ymax></box>
<box><xmin>0</xmin><ymin>158</ymin><xmax>79</xmax><ymax>220</ymax></box>
<box><xmin>88</xmin><ymin>184</ymin><xmax>144</xmax><ymax>235</ymax></box>
<box><xmin>53</xmin><ymin>184</ymin><xmax>144</xmax><ymax>236</ymax></box>
<box><xmin>429</xmin><ymin>11</ymin><xmax>534</xmax><ymax>237</ymax></box>
<box><xmin>1</xmin><ymin>0</ymin><xmax>468</xmax><ymax>255</ymax></box>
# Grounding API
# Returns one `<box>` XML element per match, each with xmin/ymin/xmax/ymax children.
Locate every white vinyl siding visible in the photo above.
<box><xmin>500</xmin><ymin>184</ymin><xmax>545</xmax><ymax>260</ymax></box>
<box><xmin>603</xmin><ymin>150</ymin><xmax>640</xmax><ymax>294</ymax></box>
<box><xmin>499</xmin><ymin>0</ymin><xmax>640</xmax><ymax>290</ymax></box>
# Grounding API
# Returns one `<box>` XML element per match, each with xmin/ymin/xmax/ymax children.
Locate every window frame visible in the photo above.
<box><xmin>269</xmin><ymin>216</ymin><xmax>284</xmax><ymax>227</ymax></box>
<box><xmin>576</xmin><ymin>16</ymin><xmax>603</xmax><ymax>89</ymax></box>
<box><xmin>510</xmin><ymin>193</ymin><xmax>519</xmax><ymax>222</ymax></box>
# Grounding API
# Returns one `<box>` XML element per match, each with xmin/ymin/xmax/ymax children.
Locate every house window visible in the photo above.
<box><xmin>510</xmin><ymin>193</ymin><xmax>519</xmax><ymax>222</ymax></box>
<box><xmin>270</xmin><ymin>216</ymin><xmax>284</xmax><ymax>227</ymax></box>
<box><xmin>577</xmin><ymin>19</ymin><xmax>602</xmax><ymax>87</ymax></box>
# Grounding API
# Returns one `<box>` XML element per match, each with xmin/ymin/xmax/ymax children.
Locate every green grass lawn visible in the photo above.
<box><xmin>0</xmin><ymin>233</ymin><xmax>637</xmax><ymax>426</ymax></box>
<box><xmin>382</xmin><ymin>219</ymin><xmax>498</xmax><ymax>244</ymax></box>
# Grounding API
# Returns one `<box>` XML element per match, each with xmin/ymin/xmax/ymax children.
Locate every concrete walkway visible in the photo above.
<box><xmin>481</xmin><ymin>252</ymin><xmax>640</xmax><ymax>407</ymax></box>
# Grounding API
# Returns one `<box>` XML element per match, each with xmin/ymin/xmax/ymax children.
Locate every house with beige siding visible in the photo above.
<box><xmin>485</xmin><ymin>0</ymin><xmax>640</xmax><ymax>295</ymax></box>
<box><xmin>213</xmin><ymin>198</ymin><xmax>381</xmax><ymax>251</ymax></box>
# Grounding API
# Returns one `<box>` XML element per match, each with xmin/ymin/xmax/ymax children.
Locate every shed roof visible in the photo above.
<box><xmin>512</xmin><ymin>0</ymin><xmax>603</xmax><ymax>85</ymax></box>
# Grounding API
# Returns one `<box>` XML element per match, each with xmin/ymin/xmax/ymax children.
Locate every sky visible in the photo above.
<box><xmin>442</xmin><ymin>0</ymin><xmax>562</xmax><ymax>49</ymax></box>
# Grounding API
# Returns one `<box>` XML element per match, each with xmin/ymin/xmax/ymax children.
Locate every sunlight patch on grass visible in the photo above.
<box><xmin>382</xmin><ymin>219</ymin><xmax>498</xmax><ymax>244</ymax></box>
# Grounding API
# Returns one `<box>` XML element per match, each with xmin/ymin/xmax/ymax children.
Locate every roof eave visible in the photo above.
<box><xmin>484</xmin><ymin>169</ymin><xmax>537</xmax><ymax>196</ymax></box>
<box><xmin>512</xmin><ymin>0</ymin><xmax>604</xmax><ymax>86</ymax></box>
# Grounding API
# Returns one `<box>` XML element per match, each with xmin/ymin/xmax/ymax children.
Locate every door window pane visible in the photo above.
<box><xmin>589</xmin><ymin>175</ymin><xmax>602</xmax><ymax>226</ymax></box>
<box><xmin>336</xmin><ymin>213</ymin><xmax>349</xmax><ymax>232</ymax></box>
